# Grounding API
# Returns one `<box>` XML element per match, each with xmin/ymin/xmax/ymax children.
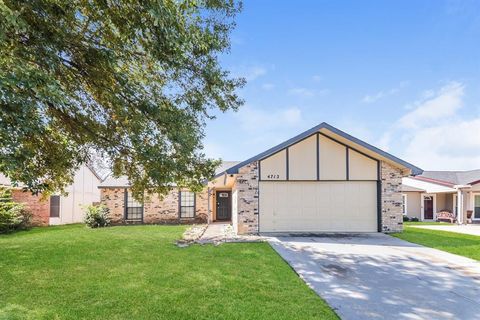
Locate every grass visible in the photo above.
<box><xmin>393</xmin><ymin>225</ymin><xmax>480</xmax><ymax>261</ymax></box>
<box><xmin>0</xmin><ymin>224</ymin><xmax>337</xmax><ymax>320</ymax></box>
<box><xmin>404</xmin><ymin>221</ymin><xmax>445</xmax><ymax>226</ymax></box>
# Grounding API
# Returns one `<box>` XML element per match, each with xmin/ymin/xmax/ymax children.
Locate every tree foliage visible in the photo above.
<box><xmin>0</xmin><ymin>0</ymin><xmax>244</xmax><ymax>196</ymax></box>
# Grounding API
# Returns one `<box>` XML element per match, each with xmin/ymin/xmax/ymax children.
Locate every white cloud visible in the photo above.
<box><xmin>288</xmin><ymin>87</ymin><xmax>329</xmax><ymax>98</ymax></box>
<box><xmin>362</xmin><ymin>81</ymin><xmax>409</xmax><ymax>104</ymax></box>
<box><xmin>312</xmin><ymin>75</ymin><xmax>323</xmax><ymax>82</ymax></box>
<box><xmin>380</xmin><ymin>81</ymin><xmax>480</xmax><ymax>170</ymax></box>
<box><xmin>402</xmin><ymin>118</ymin><xmax>480</xmax><ymax>170</ymax></box>
<box><xmin>398</xmin><ymin>81</ymin><xmax>464</xmax><ymax>129</ymax></box>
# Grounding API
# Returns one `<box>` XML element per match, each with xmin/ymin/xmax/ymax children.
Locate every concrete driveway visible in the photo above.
<box><xmin>269</xmin><ymin>234</ymin><xmax>480</xmax><ymax>320</ymax></box>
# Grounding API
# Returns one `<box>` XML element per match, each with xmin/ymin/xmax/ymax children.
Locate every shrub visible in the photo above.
<box><xmin>0</xmin><ymin>187</ymin><xmax>31</xmax><ymax>233</ymax></box>
<box><xmin>84</xmin><ymin>204</ymin><xmax>110</xmax><ymax>228</ymax></box>
<box><xmin>403</xmin><ymin>215</ymin><xmax>410</xmax><ymax>222</ymax></box>
<box><xmin>410</xmin><ymin>217</ymin><xmax>419</xmax><ymax>222</ymax></box>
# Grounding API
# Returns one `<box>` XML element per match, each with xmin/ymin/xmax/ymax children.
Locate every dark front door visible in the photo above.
<box><xmin>424</xmin><ymin>196</ymin><xmax>434</xmax><ymax>220</ymax></box>
<box><xmin>216</xmin><ymin>191</ymin><xmax>231</xmax><ymax>221</ymax></box>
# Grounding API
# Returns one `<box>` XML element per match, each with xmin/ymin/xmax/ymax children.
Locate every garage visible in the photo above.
<box><xmin>259</xmin><ymin>181</ymin><xmax>378</xmax><ymax>232</ymax></box>
<box><xmin>218</xmin><ymin>122</ymin><xmax>422</xmax><ymax>235</ymax></box>
<box><xmin>258</xmin><ymin>132</ymin><xmax>380</xmax><ymax>233</ymax></box>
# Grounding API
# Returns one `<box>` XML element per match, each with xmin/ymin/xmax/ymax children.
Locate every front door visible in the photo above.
<box><xmin>216</xmin><ymin>191</ymin><xmax>231</xmax><ymax>221</ymax></box>
<box><xmin>424</xmin><ymin>196</ymin><xmax>434</xmax><ymax>220</ymax></box>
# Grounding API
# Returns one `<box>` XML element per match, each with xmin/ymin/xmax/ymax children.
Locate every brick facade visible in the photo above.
<box><xmin>100</xmin><ymin>188</ymin><xmax>209</xmax><ymax>224</ymax></box>
<box><xmin>11</xmin><ymin>189</ymin><xmax>50</xmax><ymax>226</ymax></box>
<box><xmin>380</xmin><ymin>161</ymin><xmax>404</xmax><ymax>233</ymax></box>
<box><xmin>100</xmin><ymin>188</ymin><xmax>125</xmax><ymax>223</ymax></box>
<box><xmin>233</xmin><ymin>162</ymin><xmax>259</xmax><ymax>235</ymax></box>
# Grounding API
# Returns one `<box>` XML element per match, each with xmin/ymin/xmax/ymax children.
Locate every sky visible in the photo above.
<box><xmin>203</xmin><ymin>0</ymin><xmax>480</xmax><ymax>171</ymax></box>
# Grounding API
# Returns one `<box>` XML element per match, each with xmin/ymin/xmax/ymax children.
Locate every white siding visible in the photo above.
<box><xmin>288</xmin><ymin>135</ymin><xmax>317</xmax><ymax>180</ymax></box>
<box><xmin>52</xmin><ymin>166</ymin><xmax>101</xmax><ymax>225</ymax></box>
<box><xmin>260</xmin><ymin>150</ymin><xmax>287</xmax><ymax>181</ymax></box>
<box><xmin>319</xmin><ymin>135</ymin><xmax>347</xmax><ymax>180</ymax></box>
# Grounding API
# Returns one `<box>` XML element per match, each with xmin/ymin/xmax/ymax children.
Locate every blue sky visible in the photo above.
<box><xmin>203</xmin><ymin>0</ymin><xmax>480</xmax><ymax>171</ymax></box>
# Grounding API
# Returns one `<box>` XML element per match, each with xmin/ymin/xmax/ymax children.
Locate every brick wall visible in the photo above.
<box><xmin>100</xmin><ymin>188</ymin><xmax>125</xmax><ymax>223</ymax></box>
<box><xmin>233</xmin><ymin>162</ymin><xmax>259</xmax><ymax>235</ymax></box>
<box><xmin>100</xmin><ymin>187</ymin><xmax>209</xmax><ymax>224</ymax></box>
<box><xmin>11</xmin><ymin>189</ymin><xmax>49</xmax><ymax>226</ymax></box>
<box><xmin>380</xmin><ymin>161</ymin><xmax>404</xmax><ymax>233</ymax></box>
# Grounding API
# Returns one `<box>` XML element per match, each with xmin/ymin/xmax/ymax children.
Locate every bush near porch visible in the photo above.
<box><xmin>0</xmin><ymin>224</ymin><xmax>338</xmax><ymax>320</ymax></box>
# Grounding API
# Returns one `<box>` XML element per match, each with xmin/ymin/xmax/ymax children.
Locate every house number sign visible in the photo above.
<box><xmin>266</xmin><ymin>174</ymin><xmax>280</xmax><ymax>179</ymax></box>
<box><xmin>219</xmin><ymin>192</ymin><xmax>229</xmax><ymax>197</ymax></box>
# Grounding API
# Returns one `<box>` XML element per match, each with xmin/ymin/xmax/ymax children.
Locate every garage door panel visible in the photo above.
<box><xmin>259</xmin><ymin>181</ymin><xmax>377</xmax><ymax>233</ymax></box>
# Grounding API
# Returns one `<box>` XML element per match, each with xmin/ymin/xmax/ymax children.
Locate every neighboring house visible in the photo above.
<box><xmin>0</xmin><ymin>165</ymin><xmax>102</xmax><ymax>226</ymax></box>
<box><xmin>100</xmin><ymin>122</ymin><xmax>421</xmax><ymax>234</ymax></box>
<box><xmin>402</xmin><ymin>170</ymin><xmax>480</xmax><ymax>223</ymax></box>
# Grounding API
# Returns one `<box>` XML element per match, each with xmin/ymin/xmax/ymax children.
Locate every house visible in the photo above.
<box><xmin>402</xmin><ymin>170</ymin><xmax>480</xmax><ymax>223</ymax></box>
<box><xmin>99</xmin><ymin>122</ymin><xmax>421</xmax><ymax>234</ymax></box>
<box><xmin>0</xmin><ymin>165</ymin><xmax>102</xmax><ymax>226</ymax></box>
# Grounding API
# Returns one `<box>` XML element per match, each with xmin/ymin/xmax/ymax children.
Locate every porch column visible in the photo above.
<box><xmin>207</xmin><ymin>187</ymin><xmax>211</xmax><ymax>223</ymax></box>
<box><xmin>457</xmin><ymin>189</ymin><xmax>463</xmax><ymax>224</ymax></box>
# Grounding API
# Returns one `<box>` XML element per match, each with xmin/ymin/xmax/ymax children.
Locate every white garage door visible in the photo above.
<box><xmin>259</xmin><ymin>181</ymin><xmax>378</xmax><ymax>233</ymax></box>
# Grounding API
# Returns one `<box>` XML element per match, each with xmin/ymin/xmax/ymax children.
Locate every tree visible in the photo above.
<box><xmin>0</xmin><ymin>0</ymin><xmax>244</xmax><ymax>197</ymax></box>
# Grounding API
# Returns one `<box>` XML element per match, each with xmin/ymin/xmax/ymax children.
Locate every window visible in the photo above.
<box><xmin>179</xmin><ymin>191</ymin><xmax>195</xmax><ymax>218</ymax></box>
<box><xmin>401</xmin><ymin>194</ymin><xmax>407</xmax><ymax>215</ymax></box>
<box><xmin>125</xmin><ymin>190</ymin><xmax>143</xmax><ymax>221</ymax></box>
<box><xmin>475</xmin><ymin>195</ymin><xmax>480</xmax><ymax>220</ymax></box>
<box><xmin>50</xmin><ymin>195</ymin><xmax>60</xmax><ymax>218</ymax></box>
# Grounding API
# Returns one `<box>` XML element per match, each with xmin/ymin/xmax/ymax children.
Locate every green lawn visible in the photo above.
<box><xmin>393</xmin><ymin>225</ymin><xmax>480</xmax><ymax>261</ymax></box>
<box><xmin>0</xmin><ymin>225</ymin><xmax>337</xmax><ymax>320</ymax></box>
<box><xmin>403</xmin><ymin>221</ymin><xmax>445</xmax><ymax>226</ymax></box>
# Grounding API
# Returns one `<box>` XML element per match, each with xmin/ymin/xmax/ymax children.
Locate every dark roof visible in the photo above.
<box><xmin>419</xmin><ymin>169</ymin><xmax>480</xmax><ymax>186</ymax></box>
<box><xmin>99</xmin><ymin>161</ymin><xmax>241</xmax><ymax>188</ymax></box>
<box><xmin>218</xmin><ymin>122</ymin><xmax>423</xmax><ymax>177</ymax></box>
<box><xmin>98</xmin><ymin>175</ymin><xmax>131</xmax><ymax>188</ymax></box>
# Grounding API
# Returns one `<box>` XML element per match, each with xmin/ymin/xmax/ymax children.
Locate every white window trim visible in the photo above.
<box><xmin>472</xmin><ymin>193</ymin><xmax>480</xmax><ymax>221</ymax></box>
<box><xmin>401</xmin><ymin>194</ymin><xmax>407</xmax><ymax>215</ymax></box>
<box><xmin>421</xmin><ymin>193</ymin><xmax>437</xmax><ymax>221</ymax></box>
